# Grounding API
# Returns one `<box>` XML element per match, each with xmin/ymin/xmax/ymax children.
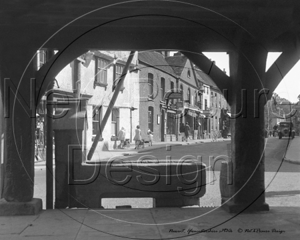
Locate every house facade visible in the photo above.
<box><xmin>137</xmin><ymin>51</ymin><xmax>231</xmax><ymax>142</ymax></box>
<box><xmin>138</xmin><ymin>51</ymin><xmax>178</xmax><ymax>142</ymax></box>
<box><xmin>55</xmin><ymin>51</ymin><xmax>139</xmax><ymax>151</ymax></box>
<box><xmin>165</xmin><ymin>52</ymin><xmax>204</xmax><ymax>140</ymax></box>
<box><xmin>195</xmin><ymin>68</ymin><xmax>231</xmax><ymax>138</ymax></box>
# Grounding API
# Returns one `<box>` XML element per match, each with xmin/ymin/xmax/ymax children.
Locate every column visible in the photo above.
<box><xmin>0</xmin><ymin>42</ymin><xmax>42</xmax><ymax>215</ymax></box>
<box><xmin>223</xmin><ymin>42</ymin><xmax>269</xmax><ymax>212</ymax></box>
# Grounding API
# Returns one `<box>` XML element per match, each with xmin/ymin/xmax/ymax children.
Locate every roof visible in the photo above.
<box><xmin>138</xmin><ymin>51</ymin><xmax>175</xmax><ymax>76</ymax></box>
<box><xmin>165</xmin><ymin>55</ymin><xmax>188</xmax><ymax>76</ymax></box>
<box><xmin>195</xmin><ymin>69</ymin><xmax>220</xmax><ymax>91</ymax></box>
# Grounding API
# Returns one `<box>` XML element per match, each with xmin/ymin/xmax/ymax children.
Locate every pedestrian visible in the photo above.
<box><xmin>133</xmin><ymin>125</ymin><xmax>142</xmax><ymax>149</ymax></box>
<box><xmin>117</xmin><ymin>127</ymin><xmax>126</xmax><ymax>149</ymax></box>
<box><xmin>179</xmin><ymin>122</ymin><xmax>185</xmax><ymax>141</ymax></box>
<box><xmin>147</xmin><ymin>129</ymin><xmax>153</xmax><ymax>146</ymax></box>
<box><xmin>184</xmin><ymin>122</ymin><xmax>190</xmax><ymax>142</ymax></box>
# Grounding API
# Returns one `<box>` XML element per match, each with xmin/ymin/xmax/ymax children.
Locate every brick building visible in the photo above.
<box><xmin>138</xmin><ymin>51</ymin><xmax>177</xmax><ymax>142</ymax></box>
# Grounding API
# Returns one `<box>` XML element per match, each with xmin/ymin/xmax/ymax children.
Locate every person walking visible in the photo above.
<box><xmin>117</xmin><ymin>127</ymin><xmax>126</xmax><ymax>148</ymax></box>
<box><xmin>184</xmin><ymin>122</ymin><xmax>190</xmax><ymax>142</ymax></box>
<box><xmin>179</xmin><ymin>122</ymin><xmax>185</xmax><ymax>141</ymax></box>
<box><xmin>133</xmin><ymin>125</ymin><xmax>142</xmax><ymax>149</ymax></box>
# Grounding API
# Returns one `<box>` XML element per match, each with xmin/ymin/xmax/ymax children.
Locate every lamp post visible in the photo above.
<box><xmin>130</xmin><ymin>107</ymin><xmax>137</xmax><ymax>142</ymax></box>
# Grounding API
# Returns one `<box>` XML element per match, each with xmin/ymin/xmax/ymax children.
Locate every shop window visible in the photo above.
<box><xmin>95</xmin><ymin>58</ymin><xmax>108</xmax><ymax>88</ymax></box>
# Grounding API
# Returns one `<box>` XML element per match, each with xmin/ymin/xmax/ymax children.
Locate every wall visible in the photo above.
<box><xmin>55</xmin><ymin>51</ymin><xmax>139</xmax><ymax>151</ymax></box>
<box><xmin>138</xmin><ymin>62</ymin><xmax>177</xmax><ymax>142</ymax></box>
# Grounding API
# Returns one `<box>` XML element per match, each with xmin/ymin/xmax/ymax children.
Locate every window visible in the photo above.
<box><xmin>187</xmin><ymin>88</ymin><xmax>190</xmax><ymax>103</ymax></box>
<box><xmin>215</xmin><ymin>116</ymin><xmax>218</xmax><ymax>130</ymax></box>
<box><xmin>111</xmin><ymin>108</ymin><xmax>119</xmax><ymax>136</ymax></box>
<box><xmin>161</xmin><ymin>78</ymin><xmax>165</xmax><ymax>100</ymax></box>
<box><xmin>148</xmin><ymin>107</ymin><xmax>154</xmax><ymax>131</ymax></box>
<box><xmin>180</xmin><ymin>84</ymin><xmax>183</xmax><ymax>101</ymax></box>
<box><xmin>187</xmin><ymin>69</ymin><xmax>191</xmax><ymax>78</ymax></box>
<box><xmin>198</xmin><ymin>93</ymin><xmax>202</xmax><ymax>109</ymax></box>
<box><xmin>95</xmin><ymin>58</ymin><xmax>108</xmax><ymax>88</ymax></box>
<box><xmin>92</xmin><ymin>106</ymin><xmax>102</xmax><ymax>136</ymax></box>
<box><xmin>205</xmin><ymin>99</ymin><xmax>208</xmax><ymax>110</ymax></box>
<box><xmin>148</xmin><ymin>73</ymin><xmax>154</xmax><ymax>99</ymax></box>
<box><xmin>194</xmin><ymin>90</ymin><xmax>197</xmax><ymax>106</ymax></box>
<box><xmin>113</xmin><ymin>64</ymin><xmax>124</xmax><ymax>91</ymax></box>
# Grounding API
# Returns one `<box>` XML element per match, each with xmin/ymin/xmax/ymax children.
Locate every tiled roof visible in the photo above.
<box><xmin>165</xmin><ymin>55</ymin><xmax>187</xmax><ymax>76</ymax></box>
<box><xmin>138</xmin><ymin>51</ymin><xmax>175</xmax><ymax>76</ymax></box>
<box><xmin>195</xmin><ymin>69</ymin><xmax>219</xmax><ymax>91</ymax></box>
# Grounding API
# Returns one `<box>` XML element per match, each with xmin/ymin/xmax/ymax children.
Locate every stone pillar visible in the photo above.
<box><xmin>223</xmin><ymin>42</ymin><xmax>269</xmax><ymax>212</ymax></box>
<box><xmin>0</xmin><ymin>43</ymin><xmax>42</xmax><ymax>215</ymax></box>
<box><xmin>53</xmin><ymin>99</ymin><xmax>86</xmax><ymax>208</ymax></box>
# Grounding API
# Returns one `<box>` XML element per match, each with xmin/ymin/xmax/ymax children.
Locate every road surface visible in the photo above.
<box><xmin>34</xmin><ymin>137</ymin><xmax>300</xmax><ymax>209</ymax></box>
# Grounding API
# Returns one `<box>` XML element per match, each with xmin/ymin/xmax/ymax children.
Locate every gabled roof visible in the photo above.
<box><xmin>138</xmin><ymin>51</ymin><xmax>175</xmax><ymax>76</ymax></box>
<box><xmin>195</xmin><ymin>69</ymin><xmax>220</xmax><ymax>91</ymax></box>
<box><xmin>165</xmin><ymin>55</ymin><xmax>188</xmax><ymax>76</ymax></box>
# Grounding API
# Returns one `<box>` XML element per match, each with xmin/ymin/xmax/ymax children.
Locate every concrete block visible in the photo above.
<box><xmin>0</xmin><ymin>198</ymin><xmax>42</xmax><ymax>216</ymax></box>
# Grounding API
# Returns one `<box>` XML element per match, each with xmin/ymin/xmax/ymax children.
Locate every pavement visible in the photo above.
<box><xmin>283</xmin><ymin>136</ymin><xmax>300</xmax><ymax>164</ymax></box>
<box><xmin>0</xmin><ymin>207</ymin><xmax>299</xmax><ymax>239</ymax></box>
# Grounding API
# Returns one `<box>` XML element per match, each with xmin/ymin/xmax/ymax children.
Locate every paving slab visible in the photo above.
<box><xmin>284</xmin><ymin>136</ymin><xmax>300</xmax><ymax>164</ymax></box>
<box><xmin>0</xmin><ymin>207</ymin><xmax>300</xmax><ymax>239</ymax></box>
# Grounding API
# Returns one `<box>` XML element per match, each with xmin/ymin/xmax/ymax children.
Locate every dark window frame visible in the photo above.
<box><xmin>148</xmin><ymin>73</ymin><xmax>154</xmax><ymax>99</ymax></box>
<box><xmin>94</xmin><ymin>57</ymin><xmax>108</xmax><ymax>89</ymax></box>
<box><xmin>113</xmin><ymin>63</ymin><xmax>125</xmax><ymax>91</ymax></box>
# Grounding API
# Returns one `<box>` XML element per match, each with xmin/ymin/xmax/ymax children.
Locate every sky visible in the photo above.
<box><xmin>202</xmin><ymin>52</ymin><xmax>300</xmax><ymax>103</ymax></box>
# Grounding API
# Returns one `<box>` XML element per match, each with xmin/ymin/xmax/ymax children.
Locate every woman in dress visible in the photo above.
<box><xmin>133</xmin><ymin>125</ymin><xmax>142</xmax><ymax>149</ymax></box>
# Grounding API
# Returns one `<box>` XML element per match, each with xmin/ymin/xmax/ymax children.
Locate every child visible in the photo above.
<box><xmin>147</xmin><ymin>129</ymin><xmax>153</xmax><ymax>146</ymax></box>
